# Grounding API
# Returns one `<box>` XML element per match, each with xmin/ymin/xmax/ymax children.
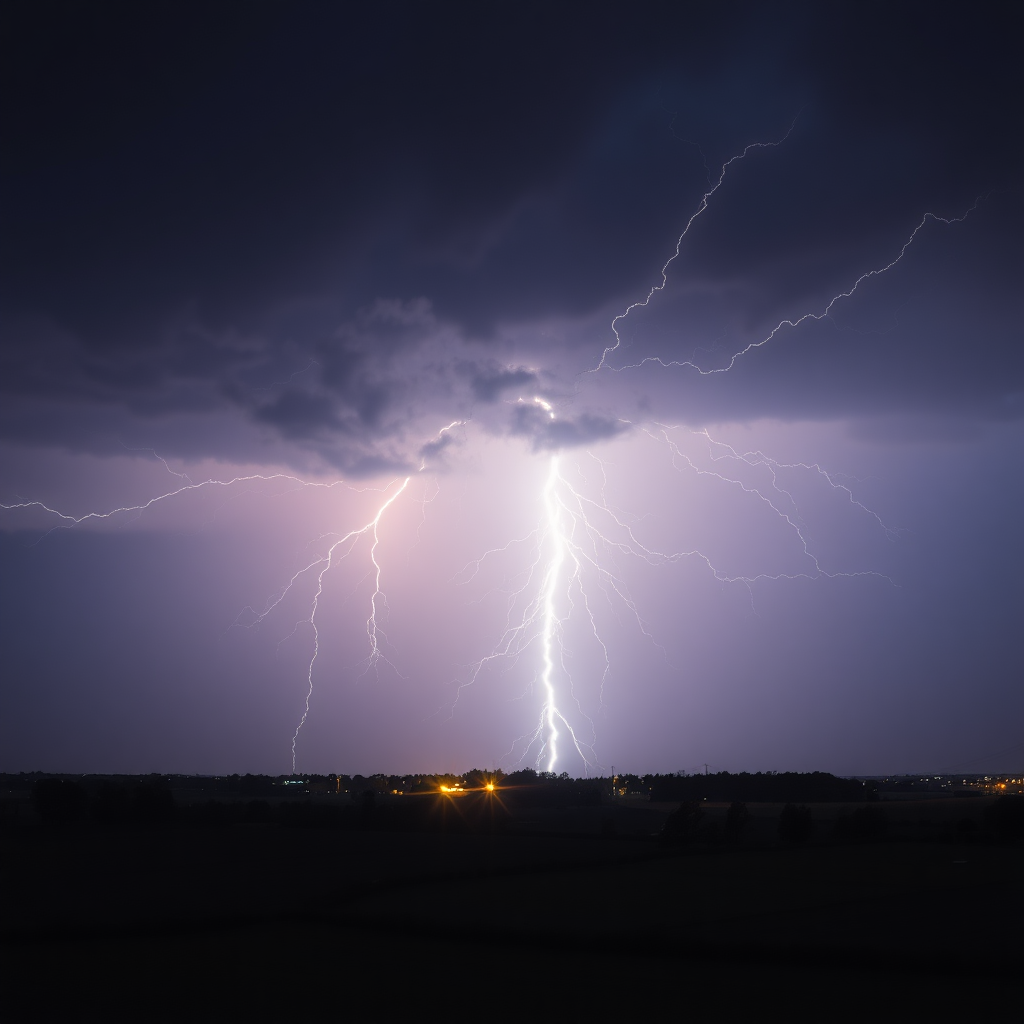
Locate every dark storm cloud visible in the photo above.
<box><xmin>470</xmin><ymin>367</ymin><xmax>539</xmax><ymax>403</ymax></box>
<box><xmin>510</xmin><ymin>404</ymin><xmax>625</xmax><ymax>451</ymax></box>
<box><xmin>253</xmin><ymin>390</ymin><xmax>341</xmax><ymax>439</ymax></box>
<box><xmin>1</xmin><ymin>1</ymin><xmax>1021</xmax><ymax>468</ymax></box>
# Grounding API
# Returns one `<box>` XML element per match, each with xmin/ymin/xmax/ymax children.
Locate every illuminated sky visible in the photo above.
<box><xmin>1</xmin><ymin>3</ymin><xmax>1021</xmax><ymax>776</ymax></box>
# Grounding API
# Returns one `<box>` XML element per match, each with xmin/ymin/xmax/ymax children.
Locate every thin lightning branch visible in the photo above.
<box><xmin>600</xmin><ymin>198</ymin><xmax>987</xmax><ymax>377</ymax></box>
<box><xmin>592</xmin><ymin>125</ymin><xmax>797</xmax><ymax>372</ymax></box>
<box><xmin>290</xmin><ymin>476</ymin><xmax>410</xmax><ymax>771</ymax></box>
<box><xmin>3</xmin><ymin>445</ymin><xmax>426</xmax><ymax>772</ymax></box>
<box><xmin>627</xmin><ymin>422</ymin><xmax>895</xmax><ymax>586</ymax></box>
<box><xmin>0</xmin><ymin>473</ymin><xmax>380</xmax><ymax>530</ymax></box>
<box><xmin>692</xmin><ymin>428</ymin><xmax>899</xmax><ymax>541</ymax></box>
<box><xmin>118</xmin><ymin>444</ymin><xmax>195</xmax><ymax>485</ymax></box>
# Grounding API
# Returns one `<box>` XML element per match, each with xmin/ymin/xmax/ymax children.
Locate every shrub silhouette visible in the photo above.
<box><xmin>778</xmin><ymin>803</ymin><xmax>814</xmax><ymax>845</ymax></box>
<box><xmin>93</xmin><ymin>781</ymin><xmax>133</xmax><ymax>824</ymax></box>
<box><xmin>132</xmin><ymin>781</ymin><xmax>175</xmax><ymax>824</ymax></box>
<box><xmin>661</xmin><ymin>800</ymin><xmax>704</xmax><ymax>845</ymax></box>
<box><xmin>31</xmin><ymin>779</ymin><xmax>87</xmax><ymax>824</ymax></box>
<box><xmin>834</xmin><ymin>805</ymin><xmax>888</xmax><ymax>842</ymax></box>
<box><xmin>986</xmin><ymin>796</ymin><xmax>1024</xmax><ymax>841</ymax></box>
<box><xmin>360</xmin><ymin>789</ymin><xmax>376</xmax><ymax>826</ymax></box>
<box><xmin>724</xmin><ymin>801</ymin><xmax>751</xmax><ymax>844</ymax></box>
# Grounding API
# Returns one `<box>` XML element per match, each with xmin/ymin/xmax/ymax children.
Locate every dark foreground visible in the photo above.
<box><xmin>2</xmin><ymin>794</ymin><xmax>1020</xmax><ymax>1020</ymax></box>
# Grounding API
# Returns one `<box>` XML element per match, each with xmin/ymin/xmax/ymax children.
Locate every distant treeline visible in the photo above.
<box><xmin>8</xmin><ymin>773</ymin><xmax>1024</xmax><ymax>843</ymax></box>
<box><xmin>647</xmin><ymin>771</ymin><xmax>874</xmax><ymax>803</ymax></box>
<box><xmin>7</xmin><ymin>770</ymin><xmax>1012</xmax><ymax>804</ymax></box>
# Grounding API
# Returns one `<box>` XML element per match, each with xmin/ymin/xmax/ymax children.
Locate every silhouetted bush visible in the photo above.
<box><xmin>955</xmin><ymin>817</ymin><xmax>979</xmax><ymax>839</ymax></box>
<box><xmin>649</xmin><ymin>771</ymin><xmax>866</xmax><ymax>803</ymax></box>
<box><xmin>661</xmin><ymin>800</ymin><xmax>705</xmax><ymax>846</ymax></box>
<box><xmin>185</xmin><ymin>800</ymin><xmax>232</xmax><ymax>825</ymax></box>
<box><xmin>238</xmin><ymin>774</ymin><xmax>275</xmax><ymax>798</ymax></box>
<box><xmin>360</xmin><ymin>790</ymin><xmax>376</xmax><ymax>826</ymax></box>
<box><xmin>833</xmin><ymin>805</ymin><xmax>888</xmax><ymax>842</ymax></box>
<box><xmin>280</xmin><ymin>801</ymin><xmax>346</xmax><ymax>829</ymax></box>
<box><xmin>93</xmin><ymin>781</ymin><xmax>133</xmax><ymax>824</ymax></box>
<box><xmin>32</xmin><ymin>779</ymin><xmax>87</xmax><ymax>824</ymax></box>
<box><xmin>92</xmin><ymin>780</ymin><xmax>174</xmax><ymax>825</ymax></box>
<box><xmin>778</xmin><ymin>803</ymin><xmax>814</xmax><ymax>845</ymax></box>
<box><xmin>986</xmin><ymin>796</ymin><xmax>1024</xmax><ymax>841</ymax></box>
<box><xmin>242</xmin><ymin>799</ymin><xmax>272</xmax><ymax>823</ymax></box>
<box><xmin>724</xmin><ymin>801</ymin><xmax>751</xmax><ymax>844</ymax></box>
<box><xmin>132</xmin><ymin>781</ymin><xmax>175</xmax><ymax>823</ymax></box>
<box><xmin>498</xmin><ymin>772</ymin><xmax>603</xmax><ymax>810</ymax></box>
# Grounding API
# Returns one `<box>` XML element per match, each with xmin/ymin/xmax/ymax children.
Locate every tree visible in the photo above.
<box><xmin>986</xmin><ymin>795</ymin><xmax>1024</xmax><ymax>841</ymax></box>
<box><xmin>724</xmin><ymin>801</ymin><xmax>751</xmax><ymax>844</ymax></box>
<box><xmin>834</xmin><ymin>805</ymin><xmax>888</xmax><ymax>842</ymax></box>
<box><xmin>661</xmin><ymin>800</ymin><xmax>704</xmax><ymax>846</ymax></box>
<box><xmin>778</xmin><ymin>803</ymin><xmax>814</xmax><ymax>845</ymax></box>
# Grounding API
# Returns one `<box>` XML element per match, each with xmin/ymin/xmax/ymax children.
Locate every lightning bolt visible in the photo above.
<box><xmin>593</xmin><ymin>125</ymin><xmax>797</xmax><ymax>372</ymax></box>
<box><xmin>455</xmin><ymin>125</ymin><xmax>969</xmax><ymax>774</ymax></box>
<box><xmin>289</xmin><ymin>475</ymin><xmax>410</xmax><ymax>772</ymax></box>
<box><xmin>1</xmin><ymin>124</ymin><xmax>986</xmax><ymax>779</ymax></box>
<box><xmin>595</xmin><ymin>175</ymin><xmax>987</xmax><ymax>376</ymax></box>
<box><xmin>2</xmin><ymin>413</ymin><xmax>483</xmax><ymax>771</ymax></box>
<box><xmin>1</xmin><ymin>471</ymin><xmax>370</xmax><ymax>533</ymax></box>
<box><xmin>453</xmin><ymin>407</ymin><xmax>898</xmax><ymax>775</ymax></box>
<box><xmin>633</xmin><ymin>421</ymin><xmax>895</xmax><ymax>586</ymax></box>
<box><xmin>2</xmin><ymin>454</ymin><xmax>425</xmax><ymax>772</ymax></box>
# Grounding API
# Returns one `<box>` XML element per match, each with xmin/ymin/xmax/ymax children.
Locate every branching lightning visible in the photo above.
<box><xmin>2</xmin><ymin>413</ymin><xmax>482</xmax><ymax>770</ymax></box>
<box><xmin>593</xmin><ymin>127</ymin><xmax>796</xmax><ymax>372</ymax></box>
<box><xmin>0</xmin><ymin>125</ymin><xmax>981</xmax><ymax>777</ymax></box>
<box><xmin>2</xmin><ymin>471</ymin><xmax>366</xmax><ymax>533</ymax></box>
<box><xmin>288</xmin><ymin>475</ymin><xmax>410</xmax><ymax>771</ymax></box>
<box><xmin>454</xmin><ymin>132</ymin><xmax>976</xmax><ymax>775</ymax></box>
<box><xmin>452</xmin><ymin>404</ymin><xmax>895</xmax><ymax>774</ymax></box>
<box><xmin>596</xmin><ymin>182</ymin><xmax>986</xmax><ymax>376</ymax></box>
<box><xmin>2</xmin><ymin>462</ymin><xmax>422</xmax><ymax>772</ymax></box>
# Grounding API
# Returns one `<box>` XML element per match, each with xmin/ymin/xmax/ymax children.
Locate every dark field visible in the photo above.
<box><xmin>2</xmin><ymin>793</ymin><xmax>1020</xmax><ymax>1019</ymax></box>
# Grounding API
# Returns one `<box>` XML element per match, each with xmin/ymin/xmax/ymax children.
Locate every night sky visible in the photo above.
<box><xmin>2</xmin><ymin>2</ymin><xmax>1021</xmax><ymax>776</ymax></box>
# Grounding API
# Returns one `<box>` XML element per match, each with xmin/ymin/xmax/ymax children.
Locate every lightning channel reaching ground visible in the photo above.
<box><xmin>454</xmin><ymin>130</ymin><xmax>969</xmax><ymax>774</ymax></box>
<box><xmin>0</xmin><ymin>128</ymin><xmax>986</xmax><ymax>778</ymax></box>
<box><xmin>453</xmin><ymin>408</ymin><xmax>895</xmax><ymax>774</ymax></box>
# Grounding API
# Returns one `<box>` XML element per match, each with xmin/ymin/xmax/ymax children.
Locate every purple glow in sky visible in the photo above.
<box><xmin>1</xmin><ymin>3</ymin><xmax>1021</xmax><ymax>775</ymax></box>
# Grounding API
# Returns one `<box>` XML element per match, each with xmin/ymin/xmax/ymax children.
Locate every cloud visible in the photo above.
<box><xmin>253</xmin><ymin>390</ymin><xmax>342</xmax><ymax>439</ymax></box>
<box><xmin>470</xmin><ymin>367</ymin><xmax>538</xmax><ymax>402</ymax></box>
<box><xmin>510</xmin><ymin>404</ymin><xmax>626</xmax><ymax>451</ymax></box>
<box><xmin>0</xmin><ymin>3</ymin><xmax>1020</xmax><ymax>477</ymax></box>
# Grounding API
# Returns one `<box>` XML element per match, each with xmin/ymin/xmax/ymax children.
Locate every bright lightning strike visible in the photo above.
<box><xmin>453</xmin><ymin>129</ymin><xmax>975</xmax><ymax>775</ymax></box>
<box><xmin>0</xmin><ymin>126</ymin><xmax>984</xmax><ymax>779</ymax></box>
<box><xmin>453</xmin><ymin>410</ymin><xmax>898</xmax><ymax>775</ymax></box>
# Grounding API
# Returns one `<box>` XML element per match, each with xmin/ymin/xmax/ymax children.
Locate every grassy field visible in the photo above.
<box><xmin>2</xmin><ymin>797</ymin><xmax>1019</xmax><ymax>1019</ymax></box>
